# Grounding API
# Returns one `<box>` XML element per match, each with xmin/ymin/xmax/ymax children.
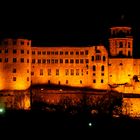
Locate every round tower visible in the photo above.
<box><xmin>0</xmin><ymin>38</ymin><xmax>31</xmax><ymax>90</ymax></box>
<box><xmin>109</xmin><ymin>26</ymin><xmax>133</xmax><ymax>57</ymax></box>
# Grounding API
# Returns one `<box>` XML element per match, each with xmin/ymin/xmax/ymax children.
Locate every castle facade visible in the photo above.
<box><xmin>0</xmin><ymin>26</ymin><xmax>140</xmax><ymax>93</ymax></box>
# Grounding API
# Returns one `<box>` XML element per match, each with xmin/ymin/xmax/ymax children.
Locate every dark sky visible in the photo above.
<box><xmin>0</xmin><ymin>1</ymin><xmax>140</xmax><ymax>53</ymax></box>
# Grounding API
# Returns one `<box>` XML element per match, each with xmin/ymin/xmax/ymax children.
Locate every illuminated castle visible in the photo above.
<box><xmin>0</xmin><ymin>25</ymin><xmax>140</xmax><ymax>93</ymax></box>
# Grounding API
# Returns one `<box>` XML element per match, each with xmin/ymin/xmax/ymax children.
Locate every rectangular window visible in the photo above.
<box><xmin>66</xmin><ymin>80</ymin><xmax>68</xmax><ymax>84</ymax></box>
<box><xmin>5</xmin><ymin>58</ymin><xmax>8</xmax><ymax>62</ymax></box>
<box><xmin>38</xmin><ymin>59</ymin><xmax>41</xmax><ymax>63</ymax></box>
<box><xmin>21</xmin><ymin>41</ymin><xmax>24</xmax><ymax>45</ymax></box>
<box><xmin>5</xmin><ymin>49</ymin><xmax>8</xmax><ymax>53</ymax></box>
<box><xmin>96</xmin><ymin>55</ymin><xmax>101</xmax><ymax>60</ymax></box>
<box><xmin>80</xmin><ymin>80</ymin><xmax>82</xmax><ymax>84</ymax></box>
<box><xmin>55</xmin><ymin>59</ymin><xmax>58</xmax><ymax>63</ymax></box>
<box><xmin>32</xmin><ymin>51</ymin><xmax>35</xmax><ymax>55</ymax></box>
<box><xmin>60</xmin><ymin>59</ymin><xmax>63</xmax><ymax>63</ymax></box>
<box><xmin>101</xmin><ymin>73</ymin><xmax>104</xmax><ymax>76</ymax></box>
<box><xmin>76</xmin><ymin>69</ymin><xmax>79</xmax><ymax>75</ymax></box>
<box><xmin>13</xmin><ymin>40</ymin><xmax>16</xmax><ymax>45</ymax></box>
<box><xmin>0</xmin><ymin>58</ymin><xmax>2</xmax><ymax>62</ymax></box>
<box><xmin>42</xmin><ymin>59</ymin><xmax>46</xmax><ymax>63</ymax></box>
<box><xmin>32</xmin><ymin>59</ymin><xmax>35</xmax><ymax>63</ymax></box>
<box><xmin>0</xmin><ymin>50</ymin><xmax>2</xmax><ymax>53</ymax></box>
<box><xmin>38</xmin><ymin>51</ymin><xmax>41</xmax><ymax>55</ymax></box>
<box><xmin>93</xmin><ymin>73</ymin><xmax>96</xmax><ymax>76</ymax></box>
<box><xmin>51</xmin><ymin>51</ymin><xmax>54</xmax><ymax>55</ymax></box>
<box><xmin>93</xmin><ymin>79</ymin><xmax>96</xmax><ymax>83</ymax></box>
<box><xmin>76</xmin><ymin>59</ymin><xmax>79</xmax><ymax>64</ymax></box>
<box><xmin>48</xmin><ymin>69</ymin><xmax>51</xmax><ymax>76</ymax></box>
<box><xmin>13</xmin><ymin>58</ymin><xmax>17</xmax><ymax>62</ymax></box>
<box><xmin>60</xmin><ymin>51</ymin><xmax>63</xmax><ymax>55</ymax></box>
<box><xmin>80</xmin><ymin>59</ymin><xmax>84</xmax><ymax>63</ymax></box>
<box><xmin>13</xmin><ymin>77</ymin><xmax>16</xmax><ymax>81</ymax></box>
<box><xmin>31</xmin><ymin>72</ymin><xmax>34</xmax><ymax>75</ymax></box>
<box><xmin>71</xmin><ymin>69</ymin><xmax>74</xmax><ymax>75</ymax></box>
<box><xmin>80</xmin><ymin>51</ymin><xmax>84</xmax><ymax>55</ymax></box>
<box><xmin>65</xmin><ymin>59</ymin><xmax>69</xmax><ymax>63</ymax></box>
<box><xmin>47</xmin><ymin>51</ymin><xmax>50</xmax><ymax>55</ymax></box>
<box><xmin>21</xmin><ymin>58</ymin><xmax>24</xmax><ymax>63</ymax></box>
<box><xmin>56</xmin><ymin>69</ymin><xmax>59</xmax><ymax>75</ymax></box>
<box><xmin>51</xmin><ymin>59</ymin><xmax>54</xmax><ymax>64</ymax></box>
<box><xmin>55</xmin><ymin>51</ymin><xmax>58</xmax><ymax>55</ymax></box>
<box><xmin>81</xmin><ymin>69</ymin><xmax>83</xmax><ymax>75</ymax></box>
<box><xmin>85</xmin><ymin>59</ymin><xmax>89</xmax><ymax>63</ymax></box>
<box><xmin>40</xmin><ymin>69</ymin><xmax>43</xmax><ymax>75</ymax></box>
<box><xmin>27</xmin><ymin>50</ymin><xmax>29</xmax><ymax>54</ymax></box>
<box><xmin>101</xmin><ymin>79</ymin><xmax>104</xmax><ymax>83</ymax></box>
<box><xmin>92</xmin><ymin>56</ymin><xmax>94</xmax><ymax>61</ymax></box>
<box><xmin>21</xmin><ymin>50</ymin><xmax>24</xmax><ymax>54</ymax></box>
<box><xmin>65</xmin><ymin>51</ymin><xmax>68</xmax><ymax>55</ymax></box>
<box><xmin>13</xmin><ymin>68</ymin><xmax>16</xmax><ymax>73</ymax></box>
<box><xmin>13</xmin><ymin>49</ymin><xmax>17</xmax><ymax>54</ymax></box>
<box><xmin>85</xmin><ymin>50</ymin><xmax>88</xmax><ymax>55</ymax></box>
<box><xmin>42</xmin><ymin>51</ymin><xmax>46</xmax><ymax>55</ymax></box>
<box><xmin>27</xmin><ymin>69</ymin><xmax>29</xmax><ymax>73</ymax></box>
<box><xmin>76</xmin><ymin>51</ymin><xmax>79</xmax><ymax>55</ymax></box>
<box><xmin>47</xmin><ymin>59</ymin><xmax>50</xmax><ymax>64</ymax></box>
<box><xmin>65</xmin><ymin>69</ymin><xmax>69</xmax><ymax>75</ymax></box>
<box><xmin>27</xmin><ymin>59</ymin><xmax>29</xmax><ymax>63</ymax></box>
<box><xmin>70</xmin><ymin>51</ymin><xmax>74</xmax><ymax>55</ymax></box>
<box><xmin>27</xmin><ymin>77</ymin><xmax>29</xmax><ymax>81</ymax></box>
<box><xmin>70</xmin><ymin>59</ymin><xmax>74</xmax><ymax>63</ymax></box>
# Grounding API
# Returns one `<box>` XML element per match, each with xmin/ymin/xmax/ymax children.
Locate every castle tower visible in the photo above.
<box><xmin>0</xmin><ymin>38</ymin><xmax>31</xmax><ymax>90</ymax></box>
<box><xmin>109</xmin><ymin>26</ymin><xmax>133</xmax><ymax>57</ymax></box>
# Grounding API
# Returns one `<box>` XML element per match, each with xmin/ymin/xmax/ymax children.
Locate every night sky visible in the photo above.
<box><xmin>0</xmin><ymin>1</ymin><xmax>140</xmax><ymax>54</ymax></box>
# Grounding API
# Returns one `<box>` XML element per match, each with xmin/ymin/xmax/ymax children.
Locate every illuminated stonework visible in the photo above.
<box><xmin>0</xmin><ymin>26</ymin><xmax>140</xmax><ymax>93</ymax></box>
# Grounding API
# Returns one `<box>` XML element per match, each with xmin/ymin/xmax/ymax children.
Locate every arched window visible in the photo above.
<box><xmin>93</xmin><ymin>65</ymin><xmax>96</xmax><ymax>71</ymax></box>
<box><xmin>101</xmin><ymin>65</ymin><xmax>104</xmax><ymax>71</ymax></box>
<box><xmin>103</xmin><ymin>56</ymin><xmax>106</xmax><ymax>61</ymax></box>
